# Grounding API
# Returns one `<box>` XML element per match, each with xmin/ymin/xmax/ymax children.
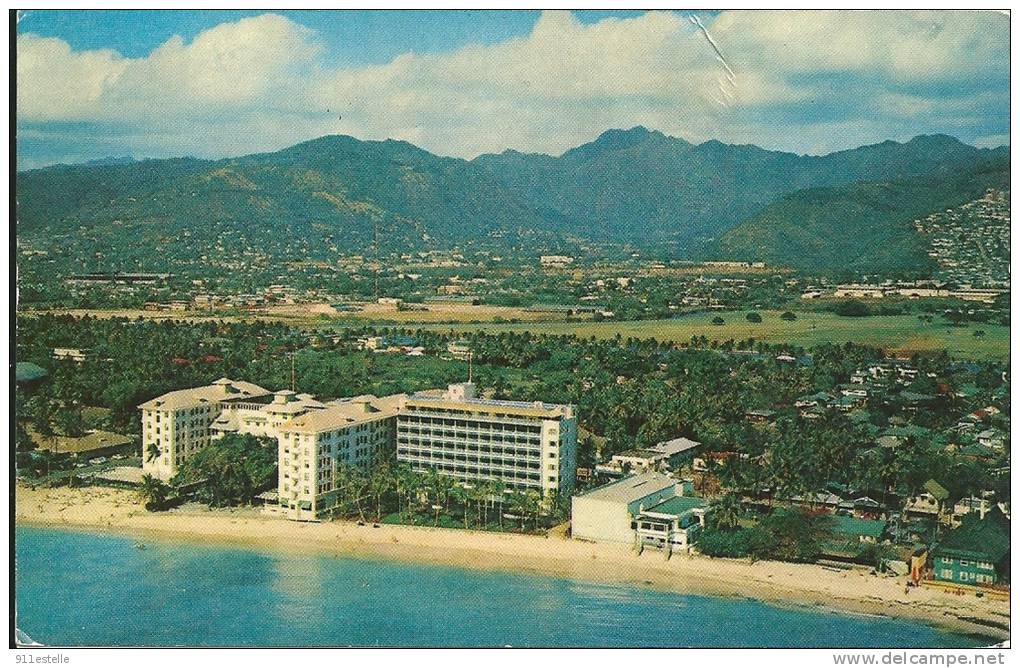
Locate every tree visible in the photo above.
<box><xmin>834</xmin><ymin>300</ymin><xmax>870</xmax><ymax>317</ymax></box>
<box><xmin>170</xmin><ymin>434</ymin><xmax>276</xmax><ymax>507</ymax></box>
<box><xmin>711</xmin><ymin>317</ymin><xmax>725</xmax><ymax>326</ymax></box>
<box><xmin>139</xmin><ymin>473</ymin><xmax>171</xmax><ymax>510</ymax></box>
<box><xmin>751</xmin><ymin>509</ymin><xmax>835</xmax><ymax>563</ymax></box>
<box><xmin>780</xmin><ymin>311</ymin><xmax>797</xmax><ymax>322</ymax></box>
<box><xmin>710</xmin><ymin>493</ymin><xmax>743</xmax><ymax>530</ymax></box>
<box><xmin>745</xmin><ymin>312</ymin><xmax>763</xmax><ymax>324</ymax></box>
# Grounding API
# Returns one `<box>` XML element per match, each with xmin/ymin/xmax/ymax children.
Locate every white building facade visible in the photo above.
<box><xmin>139</xmin><ymin>378</ymin><xmax>271</xmax><ymax>480</ymax></box>
<box><xmin>396</xmin><ymin>383</ymin><xmax>577</xmax><ymax>500</ymax></box>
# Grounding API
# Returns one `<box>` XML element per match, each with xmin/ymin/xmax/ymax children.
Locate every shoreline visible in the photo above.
<box><xmin>15</xmin><ymin>484</ymin><xmax>1010</xmax><ymax>645</ymax></box>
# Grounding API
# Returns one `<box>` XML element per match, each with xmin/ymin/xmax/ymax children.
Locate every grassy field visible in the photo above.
<box><xmin>415</xmin><ymin>310</ymin><xmax>1010</xmax><ymax>361</ymax></box>
<box><xmin>24</xmin><ymin>306</ymin><xmax>1008</xmax><ymax>360</ymax></box>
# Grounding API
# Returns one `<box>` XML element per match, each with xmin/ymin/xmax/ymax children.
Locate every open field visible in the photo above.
<box><xmin>21</xmin><ymin>307</ymin><xmax>1008</xmax><ymax>360</ymax></box>
<box><xmin>415</xmin><ymin>310</ymin><xmax>1010</xmax><ymax>360</ymax></box>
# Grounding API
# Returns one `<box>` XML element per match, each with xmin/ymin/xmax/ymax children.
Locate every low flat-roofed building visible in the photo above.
<box><xmin>33</xmin><ymin>429</ymin><xmax>135</xmax><ymax>459</ymax></box>
<box><xmin>596</xmin><ymin>437</ymin><xmax>702</xmax><ymax>476</ymax></box>
<box><xmin>571</xmin><ymin>472</ymin><xmax>679</xmax><ymax>544</ymax></box>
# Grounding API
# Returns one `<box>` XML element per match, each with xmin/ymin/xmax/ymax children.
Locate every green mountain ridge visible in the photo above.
<box><xmin>15</xmin><ymin>129</ymin><xmax>1009</xmax><ymax>273</ymax></box>
<box><xmin>715</xmin><ymin>158</ymin><xmax>1010</xmax><ymax>273</ymax></box>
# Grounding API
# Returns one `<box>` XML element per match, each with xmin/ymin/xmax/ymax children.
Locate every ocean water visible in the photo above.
<box><xmin>15</xmin><ymin>526</ymin><xmax>981</xmax><ymax>648</ymax></box>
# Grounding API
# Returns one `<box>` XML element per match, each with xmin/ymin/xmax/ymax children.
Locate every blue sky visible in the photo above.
<box><xmin>17</xmin><ymin>10</ymin><xmax>649</xmax><ymax>65</ymax></box>
<box><xmin>16</xmin><ymin>10</ymin><xmax>1009</xmax><ymax>169</ymax></box>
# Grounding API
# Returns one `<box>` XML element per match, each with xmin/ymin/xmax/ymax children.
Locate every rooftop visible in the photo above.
<box><xmin>650</xmin><ymin>437</ymin><xmax>701</xmax><ymax>456</ymax></box>
<box><xmin>830</xmin><ymin>514</ymin><xmax>887</xmax><ymax>539</ymax></box>
<box><xmin>280</xmin><ymin>394</ymin><xmax>405</xmax><ymax>433</ymax></box>
<box><xmin>139</xmin><ymin>378</ymin><xmax>270</xmax><ymax>411</ymax></box>
<box><xmin>642</xmin><ymin>495</ymin><xmax>708</xmax><ymax>516</ymax></box>
<box><xmin>575</xmin><ymin>471</ymin><xmax>677</xmax><ymax>504</ymax></box>
<box><xmin>934</xmin><ymin>507</ymin><xmax>1009</xmax><ymax>562</ymax></box>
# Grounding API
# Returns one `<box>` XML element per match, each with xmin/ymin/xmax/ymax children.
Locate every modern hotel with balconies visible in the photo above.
<box><xmin>395</xmin><ymin>382</ymin><xmax>577</xmax><ymax>500</ymax></box>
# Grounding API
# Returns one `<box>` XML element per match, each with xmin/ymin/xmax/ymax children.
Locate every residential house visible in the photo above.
<box><xmin>931</xmin><ymin>508</ymin><xmax>1010</xmax><ymax>586</ymax></box>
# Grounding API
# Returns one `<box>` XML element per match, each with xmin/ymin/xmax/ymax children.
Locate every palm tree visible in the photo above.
<box><xmin>367</xmin><ymin>467</ymin><xmax>390</xmax><ymax>522</ymax></box>
<box><xmin>450</xmin><ymin>485</ymin><xmax>470</xmax><ymax>529</ymax></box>
<box><xmin>139</xmin><ymin>473</ymin><xmax>170</xmax><ymax>510</ymax></box>
<box><xmin>523</xmin><ymin>490</ymin><xmax>542</xmax><ymax>531</ymax></box>
<box><xmin>492</xmin><ymin>480</ymin><xmax>507</xmax><ymax>529</ymax></box>
<box><xmin>711</xmin><ymin>492</ymin><xmax>742</xmax><ymax>530</ymax></box>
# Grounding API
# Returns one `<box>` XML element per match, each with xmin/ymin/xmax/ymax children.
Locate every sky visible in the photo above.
<box><xmin>15</xmin><ymin>9</ymin><xmax>1010</xmax><ymax>169</ymax></box>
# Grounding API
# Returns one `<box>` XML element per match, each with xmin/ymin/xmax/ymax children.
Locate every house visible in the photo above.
<box><xmin>52</xmin><ymin>347</ymin><xmax>89</xmax><ymax>363</ymax></box>
<box><xmin>837</xmin><ymin>496</ymin><xmax>886</xmax><ymax>520</ymax></box>
<box><xmin>786</xmin><ymin>490</ymin><xmax>844</xmax><ymax>511</ymax></box>
<box><xmin>903</xmin><ymin>479</ymin><xmax>950</xmax><ymax>521</ymax></box>
<box><xmin>796</xmin><ymin>391</ymin><xmax>833</xmax><ymax>408</ymax></box>
<box><xmin>950</xmin><ymin>496</ymin><xmax>993</xmax><ymax>528</ymax></box>
<box><xmin>821</xmin><ymin>515</ymin><xmax>888</xmax><ymax>560</ymax></box>
<box><xmin>633</xmin><ymin>495</ymin><xmax>709</xmax><ymax>553</ymax></box>
<box><xmin>931</xmin><ymin>508</ymin><xmax>1009</xmax><ymax>586</ymax></box>
<box><xmin>446</xmin><ymin>341</ymin><xmax>472</xmax><ymax>361</ymax></box>
<box><xmin>15</xmin><ymin>362</ymin><xmax>48</xmax><ymax>388</ymax></box>
<box><xmin>976</xmin><ymin>429</ymin><xmax>1006</xmax><ymax>450</ymax></box>
<box><xmin>598</xmin><ymin>437</ymin><xmax>703</xmax><ymax>476</ymax></box>
<box><xmin>745</xmin><ymin>408</ymin><xmax>775</xmax><ymax>423</ymax></box>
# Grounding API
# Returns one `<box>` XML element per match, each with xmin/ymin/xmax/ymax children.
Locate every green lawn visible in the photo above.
<box><xmin>416</xmin><ymin>310</ymin><xmax>1009</xmax><ymax>361</ymax></box>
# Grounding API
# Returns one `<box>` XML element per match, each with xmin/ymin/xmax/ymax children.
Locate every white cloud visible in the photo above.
<box><xmin>15</xmin><ymin>9</ymin><xmax>1009</xmax><ymax>166</ymax></box>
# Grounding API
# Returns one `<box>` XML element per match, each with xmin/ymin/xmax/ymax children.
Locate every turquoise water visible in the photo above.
<box><xmin>16</xmin><ymin>526</ymin><xmax>980</xmax><ymax>648</ymax></box>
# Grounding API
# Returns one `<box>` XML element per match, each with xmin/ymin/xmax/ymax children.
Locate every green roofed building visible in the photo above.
<box><xmin>633</xmin><ymin>495</ymin><xmax>709</xmax><ymax>553</ymax></box>
<box><xmin>932</xmin><ymin>507</ymin><xmax>1009</xmax><ymax>586</ymax></box>
<box><xmin>821</xmin><ymin>515</ymin><xmax>888</xmax><ymax>559</ymax></box>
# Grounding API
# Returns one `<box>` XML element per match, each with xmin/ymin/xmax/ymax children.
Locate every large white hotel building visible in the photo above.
<box><xmin>140</xmin><ymin>380</ymin><xmax>576</xmax><ymax>521</ymax></box>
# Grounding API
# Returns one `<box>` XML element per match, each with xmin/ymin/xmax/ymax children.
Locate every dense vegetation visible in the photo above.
<box><xmin>16</xmin><ymin>315</ymin><xmax>1009</xmax><ymax>510</ymax></box>
<box><xmin>718</xmin><ymin>158</ymin><xmax>1010</xmax><ymax>272</ymax></box>
<box><xmin>169</xmin><ymin>434</ymin><xmax>277</xmax><ymax>507</ymax></box>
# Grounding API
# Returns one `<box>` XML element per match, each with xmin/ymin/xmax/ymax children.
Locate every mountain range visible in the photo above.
<box><xmin>15</xmin><ymin>128</ymin><xmax>1008</xmax><ymax>273</ymax></box>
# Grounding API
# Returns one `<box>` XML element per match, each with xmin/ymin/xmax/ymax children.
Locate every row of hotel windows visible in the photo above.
<box><xmin>397</xmin><ymin>446</ymin><xmax>542</xmax><ymax>465</ymax></box>
<box><xmin>398</xmin><ymin>428</ymin><xmax>541</xmax><ymax>444</ymax></box>
<box><xmin>397</xmin><ymin>405</ymin><xmax>550</xmax><ymax>420</ymax></box>
<box><xmin>404</xmin><ymin>461</ymin><xmax>546</xmax><ymax>483</ymax></box>
<box><xmin>399</xmin><ymin>415</ymin><xmax>544</xmax><ymax>433</ymax></box>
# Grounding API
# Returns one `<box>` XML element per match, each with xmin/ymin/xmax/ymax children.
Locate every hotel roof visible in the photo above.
<box><xmin>138</xmin><ymin>378</ymin><xmax>270</xmax><ymax>410</ymax></box>
<box><xmin>279</xmin><ymin>394</ymin><xmax>405</xmax><ymax>433</ymax></box>
<box><xmin>650</xmin><ymin>437</ymin><xmax>701</xmax><ymax>456</ymax></box>
<box><xmin>642</xmin><ymin>495</ymin><xmax>708</xmax><ymax>517</ymax></box>
<box><xmin>405</xmin><ymin>391</ymin><xmax>574</xmax><ymax>419</ymax></box>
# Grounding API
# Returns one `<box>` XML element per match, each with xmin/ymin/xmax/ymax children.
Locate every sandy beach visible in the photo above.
<box><xmin>15</xmin><ymin>484</ymin><xmax>1010</xmax><ymax>644</ymax></box>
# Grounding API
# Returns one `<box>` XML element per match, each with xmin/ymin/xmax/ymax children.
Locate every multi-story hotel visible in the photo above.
<box><xmin>276</xmin><ymin>394</ymin><xmax>403</xmax><ymax>521</ymax></box>
<box><xmin>140</xmin><ymin>380</ymin><xmax>577</xmax><ymax>521</ymax></box>
<box><xmin>396</xmin><ymin>383</ymin><xmax>577</xmax><ymax>500</ymax></box>
<box><xmin>139</xmin><ymin>378</ymin><xmax>271</xmax><ymax>480</ymax></box>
